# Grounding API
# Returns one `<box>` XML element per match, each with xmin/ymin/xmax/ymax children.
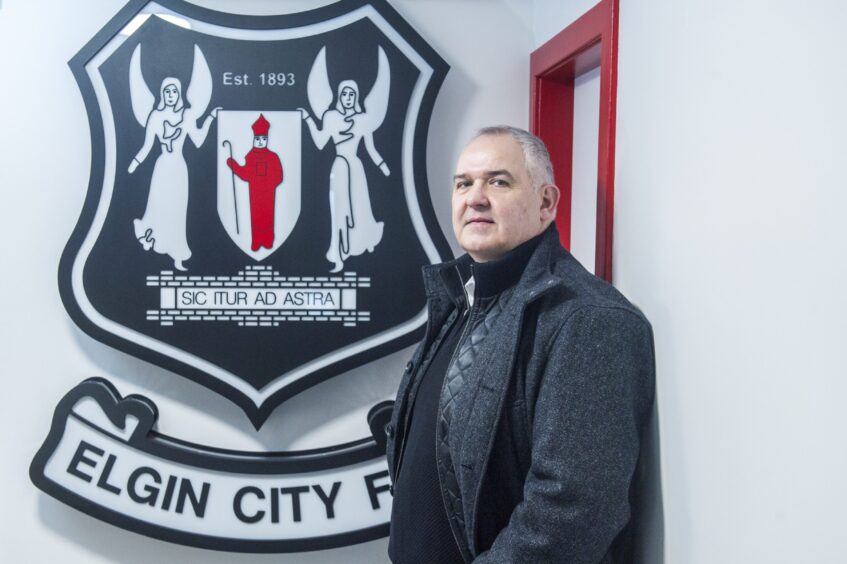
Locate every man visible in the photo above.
<box><xmin>226</xmin><ymin>114</ymin><xmax>283</xmax><ymax>251</ymax></box>
<box><xmin>386</xmin><ymin>126</ymin><xmax>655</xmax><ymax>563</ymax></box>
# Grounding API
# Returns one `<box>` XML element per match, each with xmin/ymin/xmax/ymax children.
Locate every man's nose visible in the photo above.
<box><xmin>465</xmin><ymin>181</ymin><xmax>489</xmax><ymax>208</ymax></box>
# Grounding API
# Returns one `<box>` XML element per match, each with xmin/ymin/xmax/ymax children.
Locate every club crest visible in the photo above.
<box><xmin>33</xmin><ymin>0</ymin><xmax>450</xmax><ymax>551</ymax></box>
<box><xmin>57</xmin><ymin>0</ymin><xmax>450</xmax><ymax>426</ymax></box>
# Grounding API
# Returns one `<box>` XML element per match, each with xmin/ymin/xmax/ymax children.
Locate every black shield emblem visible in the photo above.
<box><xmin>60</xmin><ymin>0</ymin><xmax>451</xmax><ymax>428</ymax></box>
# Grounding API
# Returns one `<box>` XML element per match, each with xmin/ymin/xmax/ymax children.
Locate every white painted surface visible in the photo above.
<box><xmin>614</xmin><ymin>1</ymin><xmax>847</xmax><ymax>561</ymax></box>
<box><xmin>0</xmin><ymin>0</ymin><xmax>529</xmax><ymax>562</ymax></box>
<box><xmin>570</xmin><ymin>66</ymin><xmax>601</xmax><ymax>274</ymax></box>
<box><xmin>533</xmin><ymin>0</ymin><xmax>600</xmax><ymax>48</ymax></box>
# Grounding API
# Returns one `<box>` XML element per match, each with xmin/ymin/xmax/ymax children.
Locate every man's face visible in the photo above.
<box><xmin>253</xmin><ymin>135</ymin><xmax>268</xmax><ymax>148</ymax></box>
<box><xmin>452</xmin><ymin>134</ymin><xmax>554</xmax><ymax>262</ymax></box>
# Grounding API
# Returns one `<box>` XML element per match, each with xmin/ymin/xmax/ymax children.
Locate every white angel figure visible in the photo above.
<box><xmin>298</xmin><ymin>46</ymin><xmax>391</xmax><ymax>273</ymax></box>
<box><xmin>127</xmin><ymin>44</ymin><xmax>222</xmax><ymax>271</ymax></box>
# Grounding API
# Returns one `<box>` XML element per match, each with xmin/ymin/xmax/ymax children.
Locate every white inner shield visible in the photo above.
<box><xmin>217</xmin><ymin>111</ymin><xmax>302</xmax><ymax>259</ymax></box>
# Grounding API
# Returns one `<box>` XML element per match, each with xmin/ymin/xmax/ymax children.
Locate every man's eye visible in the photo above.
<box><xmin>490</xmin><ymin>178</ymin><xmax>510</xmax><ymax>187</ymax></box>
<box><xmin>455</xmin><ymin>181</ymin><xmax>470</xmax><ymax>190</ymax></box>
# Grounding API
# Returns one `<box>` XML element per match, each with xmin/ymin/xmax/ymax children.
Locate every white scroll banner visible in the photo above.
<box><xmin>30</xmin><ymin>378</ymin><xmax>393</xmax><ymax>552</ymax></box>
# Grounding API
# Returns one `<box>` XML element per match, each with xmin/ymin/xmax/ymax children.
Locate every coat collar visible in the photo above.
<box><xmin>422</xmin><ymin>222</ymin><xmax>566</xmax><ymax>307</ymax></box>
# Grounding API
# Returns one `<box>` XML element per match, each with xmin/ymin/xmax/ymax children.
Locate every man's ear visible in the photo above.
<box><xmin>539</xmin><ymin>183</ymin><xmax>560</xmax><ymax>222</ymax></box>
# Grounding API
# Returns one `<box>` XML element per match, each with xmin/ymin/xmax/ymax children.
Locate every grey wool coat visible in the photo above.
<box><xmin>386</xmin><ymin>224</ymin><xmax>655</xmax><ymax>563</ymax></box>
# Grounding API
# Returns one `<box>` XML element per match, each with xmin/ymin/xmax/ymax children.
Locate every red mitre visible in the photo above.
<box><xmin>252</xmin><ymin>114</ymin><xmax>270</xmax><ymax>136</ymax></box>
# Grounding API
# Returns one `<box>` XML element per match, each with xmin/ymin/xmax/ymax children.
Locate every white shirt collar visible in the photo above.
<box><xmin>464</xmin><ymin>275</ymin><xmax>475</xmax><ymax>307</ymax></box>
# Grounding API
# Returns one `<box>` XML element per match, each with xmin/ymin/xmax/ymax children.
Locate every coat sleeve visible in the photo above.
<box><xmin>474</xmin><ymin>305</ymin><xmax>655</xmax><ymax>563</ymax></box>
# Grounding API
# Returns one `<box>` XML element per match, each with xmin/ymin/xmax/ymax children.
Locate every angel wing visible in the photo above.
<box><xmin>360</xmin><ymin>47</ymin><xmax>391</xmax><ymax>134</ymax></box>
<box><xmin>307</xmin><ymin>47</ymin><xmax>333</xmax><ymax>120</ymax></box>
<box><xmin>128</xmin><ymin>44</ymin><xmax>154</xmax><ymax>127</ymax></box>
<box><xmin>185</xmin><ymin>44</ymin><xmax>212</xmax><ymax>120</ymax></box>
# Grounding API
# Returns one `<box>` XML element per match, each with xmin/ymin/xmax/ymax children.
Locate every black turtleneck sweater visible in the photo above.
<box><xmin>389</xmin><ymin>230</ymin><xmax>545</xmax><ymax>564</ymax></box>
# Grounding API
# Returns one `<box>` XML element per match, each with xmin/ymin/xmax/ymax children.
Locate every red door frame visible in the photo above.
<box><xmin>530</xmin><ymin>0</ymin><xmax>619</xmax><ymax>282</ymax></box>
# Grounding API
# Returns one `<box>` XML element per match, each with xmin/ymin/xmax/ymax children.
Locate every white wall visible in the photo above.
<box><xmin>534</xmin><ymin>1</ymin><xmax>847</xmax><ymax>563</ymax></box>
<box><xmin>533</xmin><ymin>0</ymin><xmax>600</xmax><ymax>48</ymax></box>
<box><xmin>0</xmin><ymin>0</ymin><xmax>529</xmax><ymax>561</ymax></box>
<box><xmin>615</xmin><ymin>1</ymin><xmax>847</xmax><ymax>562</ymax></box>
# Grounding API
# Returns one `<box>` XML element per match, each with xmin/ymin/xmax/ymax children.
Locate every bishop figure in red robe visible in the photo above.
<box><xmin>226</xmin><ymin>114</ymin><xmax>284</xmax><ymax>251</ymax></box>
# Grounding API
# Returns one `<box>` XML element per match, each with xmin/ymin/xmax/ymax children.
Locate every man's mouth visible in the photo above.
<box><xmin>466</xmin><ymin>218</ymin><xmax>494</xmax><ymax>225</ymax></box>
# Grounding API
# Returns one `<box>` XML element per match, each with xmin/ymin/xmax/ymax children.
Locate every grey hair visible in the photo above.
<box><xmin>473</xmin><ymin>125</ymin><xmax>555</xmax><ymax>189</ymax></box>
